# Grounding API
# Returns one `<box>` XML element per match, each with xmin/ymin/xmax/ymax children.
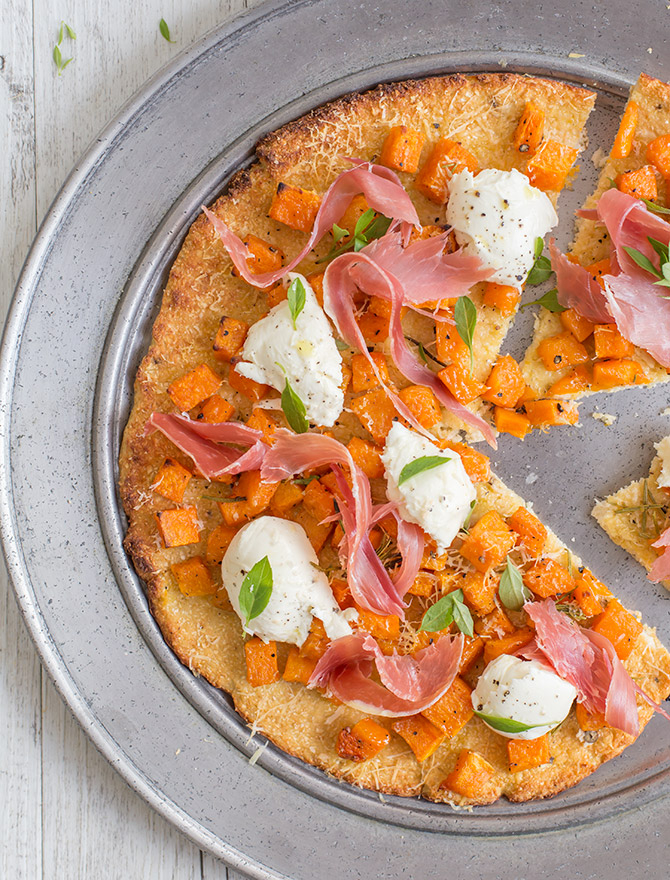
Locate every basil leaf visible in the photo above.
<box><xmin>363</xmin><ymin>214</ymin><xmax>393</xmax><ymax>240</ymax></box>
<box><xmin>159</xmin><ymin>18</ymin><xmax>175</xmax><ymax>42</ymax></box>
<box><xmin>526</xmin><ymin>255</ymin><xmax>553</xmax><ymax>286</ymax></box>
<box><xmin>281</xmin><ymin>377</ymin><xmax>309</xmax><ymax>433</ymax></box>
<box><xmin>451</xmin><ymin>592</ymin><xmax>475</xmax><ymax>637</ymax></box>
<box><xmin>419</xmin><ymin>589</ymin><xmax>473</xmax><ymax>636</ymax></box>
<box><xmin>332</xmin><ymin>223</ymin><xmax>349</xmax><ymax>243</ymax></box>
<box><xmin>643</xmin><ymin>197</ymin><xmax>670</xmax><ymax>216</ymax></box>
<box><xmin>498</xmin><ymin>556</ymin><xmax>532</xmax><ymax>612</ymax></box>
<box><xmin>533</xmin><ymin>236</ymin><xmax>544</xmax><ymax>259</ymax></box>
<box><xmin>521</xmin><ymin>287</ymin><xmax>566</xmax><ymax>313</ymax></box>
<box><xmin>238</xmin><ymin>556</ymin><xmax>273</xmax><ymax>625</ymax></box>
<box><xmin>648</xmin><ymin>236</ymin><xmax>669</xmax><ymax>263</ymax></box>
<box><xmin>354</xmin><ymin>208</ymin><xmax>376</xmax><ymax>237</ymax></box>
<box><xmin>398</xmin><ymin>455</ymin><xmax>450</xmax><ymax>486</ymax></box>
<box><xmin>454</xmin><ymin>295</ymin><xmax>477</xmax><ymax>375</ymax></box>
<box><xmin>316</xmin><ymin>210</ymin><xmax>392</xmax><ymax>264</ymax></box>
<box><xmin>287</xmin><ymin>276</ymin><xmax>306</xmax><ymax>329</ymax></box>
<box><xmin>622</xmin><ymin>245</ymin><xmax>661</xmax><ymax>278</ymax></box>
<box><xmin>473</xmin><ymin>712</ymin><xmax>558</xmax><ymax>734</ymax></box>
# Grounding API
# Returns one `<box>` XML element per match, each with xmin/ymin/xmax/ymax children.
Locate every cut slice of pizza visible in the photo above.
<box><xmin>520</xmin><ymin>73</ymin><xmax>670</xmax><ymax>420</ymax></box>
<box><xmin>593</xmin><ymin>436</ymin><xmax>670</xmax><ymax>590</ymax></box>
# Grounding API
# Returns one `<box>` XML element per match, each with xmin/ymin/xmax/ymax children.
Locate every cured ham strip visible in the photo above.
<box><xmin>522</xmin><ymin>599</ymin><xmax>639</xmax><ymax>736</ymax></box>
<box><xmin>323</xmin><ymin>251</ymin><xmax>497</xmax><ymax>446</ymax></box>
<box><xmin>649</xmin><ymin>528</ymin><xmax>670</xmax><ymax>583</ymax></box>
<box><xmin>146</xmin><ymin>413</ymin><xmax>266</xmax><ymax>479</ymax></box>
<box><xmin>308</xmin><ymin>631</ymin><xmax>463</xmax><ymax>717</ymax></box>
<box><xmin>203</xmin><ymin>162</ymin><xmax>419</xmax><ymax>289</ymax></box>
<box><xmin>549</xmin><ymin>241</ymin><xmax>612</xmax><ymax>323</ymax></box>
<box><xmin>261</xmin><ymin>431</ymin><xmax>408</xmax><ymax>616</ymax></box>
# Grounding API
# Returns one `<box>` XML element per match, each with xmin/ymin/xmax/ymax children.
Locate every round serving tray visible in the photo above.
<box><xmin>3</xmin><ymin>0</ymin><xmax>670</xmax><ymax>875</ymax></box>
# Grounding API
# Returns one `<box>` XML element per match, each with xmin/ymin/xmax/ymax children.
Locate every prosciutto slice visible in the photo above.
<box><xmin>522</xmin><ymin>599</ymin><xmax>639</xmax><ymax>736</ymax></box>
<box><xmin>146</xmin><ymin>413</ymin><xmax>267</xmax><ymax>479</ymax></box>
<box><xmin>261</xmin><ymin>431</ymin><xmax>417</xmax><ymax>616</ymax></box>
<box><xmin>202</xmin><ymin>162</ymin><xmax>420</xmax><ymax>289</ymax></box>
<box><xmin>649</xmin><ymin>527</ymin><xmax>670</xmax><ymax>583</ymax></box>
<box><xmin>549</xmin><ymin>241</ymin><xmax>612</xmax><ymax>323</ymax></box>
<box><xmin>323</xmin><ymin>250</ymin><xmax>496</xmax><ymax>446</ymax></box>
<box><xmin>308</xmin><ymin>631</ymin><xmax>463</xmax><ymax>717</ymax></box>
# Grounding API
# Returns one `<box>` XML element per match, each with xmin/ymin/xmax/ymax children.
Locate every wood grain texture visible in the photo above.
<box><xmin>1</xmin><ymin>0</ymin><xmax>262</xmax><ymax>877</ymax></box>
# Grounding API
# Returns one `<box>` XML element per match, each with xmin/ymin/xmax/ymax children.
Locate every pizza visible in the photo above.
<box><xmin>119</xmin><ymin>72</ymin><xmax>670</xmax><ymax>807</ymax></box>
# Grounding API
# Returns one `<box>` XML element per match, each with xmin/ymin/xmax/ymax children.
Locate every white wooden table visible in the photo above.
<box><xmin>2</xmin><ymin>2</ymin><xmax>262</xmax><ymax>876</ymax></box>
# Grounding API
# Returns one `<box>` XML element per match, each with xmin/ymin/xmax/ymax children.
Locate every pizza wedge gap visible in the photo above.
<box><xmin>520</xmin><ymin>74</ymin><xmax>670</xmax><ymax>418</ymax></box>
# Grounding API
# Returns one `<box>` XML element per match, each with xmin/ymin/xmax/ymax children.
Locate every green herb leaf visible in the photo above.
<box><xmin>642</xmin><ymin>197</ymin><xmax>670</xmax><ymax>216</ymax></box>
<box><xmin>292</xmin><ymin>475</ymin><xmax>319</xmax><ymax>486</ymax></box>
<box><xmin>461</xmin><ymin>499</ymin><xmax>477</xmax><ymax>532</ymax></box>
<box><xmin>64</xmin><ymin>22</ymin><xmax>76</xmax><ymax>39</ymax></box>
<box><xmin>354</xmin><ymin>209</ymin><xmax>376</xmax><ymax>236</ymax></box>
<box><xmin>398</xmin><ymin>455</ymin><xmax>450</xmax><ymax>486</ymax></box>
<box><xmin>238</xmin><ymin>556</ymin><xmax>273</xmax><ymax>625</ymax></box>
<box><xmin>159</xmin><ymin>18</ymin><xmax>175</xmax><ymax>42</ymax></box>
<box><xmin>316</xmin><ymin>210</ymin><xmax>392</xmax><ymax>264</ymax></box>
<box><xmin>57</xmin><ymin>22</ymin><xmax>64</xmax><ymax>44</ymax></box>
<box><xmin>287</xmin><ymin>276</ymin><xmax>307</xmax><ymax>329</ymax></box>
<box><xmin>473</xmin><ymin>712</ymin><xmax>558</xmax><ymax>734</ymax></box>
<box><xmin>498</xmin><ymin>556</ymin><xmax>531</xmax><ymax>611</ymax></box>
<box><xmin>332</xmin><ymin>224</ymin><xmax>348</xmax><ymax>243</ymax></box>
<box><xmin>454</xmin><ymin>295</ymin><xmax>477</xmax><ymax>375</ymax></box>
<box><xmin>534</xmin><ymin>236</ymin><xmax>544</xmax><ymax>259</ymax></box>
<box><xmin>520</xmin><ymin>287</ymin><xmax>566</xmax><ymax>313</ymax></box>
<box><xmin>53</xmin><ymin>44</ymin><xmax>62</xmax><ymax>67</ymax></box>
<box><xmin>419</xmin><ymin>589</ymin><xmax>473</xmax><ymax>636</ymax></box>
<box><xmin>526</xmin><ymin>238</ymin><xmax>554</xmax><ymax>285</ymax></box>
<box><xmin>416</xmin><ymin>341</ymin><xmax>429</xmax><ymax>363</ymax></box>
<box><xmin>622</xmin><ymin>245</ymin><xmax>661</xmax><ymax>278</ymax></box>
<box><xmin>405</xmin><ymin>336</ymin><xmax>447</xmax><ymax>368</ymax></box>
<box><xmin>281</xmin><ymin>377</ymin><xmax>309</xmax><ymax>433</ymax></box>
<box><xmin>334</xmin><ymin>338</ymin><xmax>349</xmax><ymax>351</ymax></box>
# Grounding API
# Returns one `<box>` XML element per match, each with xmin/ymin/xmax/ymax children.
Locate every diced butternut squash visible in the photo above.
<box><xmin>591</xmin><ymin>598</ymin><xmax>643</xmax><ymax>660</ymax></box>
<box><xmin>437</xmin><ymin>362</ymin><xmax>486</xmax><ymax>405</ymax></box>
<box><xmin>283</xmin><ymin>645</ymin><xmax>317</xmax><ymax>685</ymax></box>
<box><xmin>440</xmin><ymin>749</ymin><xmax>497</xmax><ymax>799</ymax></box>
<box><xmin>523</xmin><ymin>558</ymin><xmax>575</xmax><ymax>598</ymax></box>
<box><xmin>398</xmin><ymin>384</ymin><xmax>441</xmax><ymax>428</ymax></box>
<box><xmin>559</xmin><ymin>308</ymin><xmax>594</xmax><ymax>343</ymax></box>
<box><xmin>245</xmin><ymin>407</ymin><xmax>279</xmax><ymax>443</ymax></box>
<box><xmin>616</xmin><ymin>165</ymin><xmax>658</xmax><ymax>201</ymax></box>
<box><xmin>347</xmin><ymin>436</ymin><xmax>384</xmax><ymax>479</ymax></box>
<box><xmin>422</xmin><ymin>676</ymin><xmax>473</xmax><ymax>737</ymax></box>
<box><xmin>356</xmin><ymin>608</ymin><xmax>400</xmax><ymax>641</ymax></box>
<box><xmin>421</xmin><ymin>541</ymin><xmax>449</xmax><ymax>571</ymax></box>
<box><xmin>547</xmin><ymin>365</ymin><xmax>591</xmax><ymax>397</ymax></box>
<box><xmin>379</xmin><ymin>125</ymin><xmax>425</xmax><ymax>173</ymax></box>
<box><xmin>483</xmin><ymin>627</ymin><xmax>534</xmax><ymax>664</ymax></box>
<box><xmin>611</xmin><ymin>101</ymin><xmax>639</xmax><ymax>159</ymax></box>
<box><xmin>647</xmin><ymin>134</ymin><xmax>670</xmax><ymax>178</ymax></box>
<box><xmin>265</xmin><ymin>284</ymin><xmax>287</xmax><ymax>309</ymax></box>
<box><xmin>152</xmin><ymin>458</ymin><xmax>192</xmax><ymax>503</ymax></box>
<box><xmin>199</xmin><ymin>395</ymin><xmax>235</xmax><ymax>424</ymax></box>
<box><xmin>212</xmin><ymin>316</ymin><xmax>249</xmax><ymax>362</ymax></box>
<box><xmin>460</xmin><ymin>569</ymin><xmax>499</xmax><ymax>616</ymax></box>
<box><xmin>526</xmin><ymin>140</ymin><xmax>578</xmax><ymax>191</ymax></box>
<box><xmin>513</xmin><ymin>102</ymin><xmax>545</xmax><ymax>155</ymax></box>
<box><xmin>350</xmin><ymin>388</ymin><xmax>398</xmax><ymax>444</ymax></box>
<box><xmin>459</xmin><ymin>510</ymin><xmax>516</xmax><ymax>573</ymax></box>
<box><xmin>168</xmin><ymin>363</ymin><xmax>221</xmax><ymax>412</ymax></box>
<box><xmin>507</xmin><ymin>507</ymin><xmax>547</xmax><ymax>557</ymax></box>
<box><xmin>269</xmin><ymin>481</ymin><xmax>304</xmax><ymax>516</ymax></box>
<box><xmin>205</xmin><ymin>523</ymin><xmax>238</xmax><ymax>564</ymax></box>
<box><xmin>459</xmin><ymin>636</ymin><xmax>485</xmax><ymax>673</ymax></box>
<box><xmin>435</xmin><ymin>314</ymin><xmax>467</xmax><ymax>362</ymax></box>
<box><xmin>155</xmin><ymin>507</ymin><xmax>201</xmax><ymax>547</ymax></box>
<box><xmin>290</xmin><ymin>506</ymin><xmax>333</xmax><ymax>554</ymax></box>
<box><xmin>237</xmin><ymin>469</ymin><xmax>279</xmax><ymax>515</ymax></box>
<box><xmin>443</xmin><ymin>442</ymin><xmax>490</xmax><ymax>483</ymax></box>
<box><xmin>299</xmin><ymin>618</ymin><xmax>330</xmax><ymax>661</ymax></box>
<box><xmin>392</xmin><ymin>715</ymin><xmax>445</xmax><ymax>762</ymax></box>
<box><xmin>494</xmin><ymin>407</ymin><xmax>532</xmax><ymax>439</ymax></box>
<box><xmin>522</xmin><ymin>399</ymin><xmax>578</xmax><ymax>427</ymax></box>
<box><xmin>244</xmin><ymin>637</ymin><xmax>280</xmax><ymax>687</ymax></box>
<box><xmin>306</xmin><ymin>271</ymin><xmax>325</xmax><ymax>306</ymax></box>
<box><xmin>232</xmin><ymin>234</ymin><xmax>284</xmax><ymax>277</ymax></box>
<box><xmin>336</xmin><ymin>194</ymin><xmax>371</xmax><ymax>239</ymax></box>
<box><xmin>415</xmin><ymin>138</ymin><xmax>479</xmax><ymax>203</ymax></box>
<box><xmin>336</xmin><ymin>718</ymin><xmax>390</xmax><ymax>762</ymax></box>
<box><xmin>593</xmin><ymin>323</ymin><xmax>635</xmax><ymax>359</ymax></box>
<box><xmin>268</xmin><ymin>182</ymin><xmax>321</xmax><ymax>233</ymax></box>
<box><xmin>340</xmin><ymin>363</ymin><xmax>352</xmax><ymax>396</ymax></box>
<box><xmin>475</xmin><ymin>607</ymin><xmax>516</xmax><ymax>638</ymax></box>
<box><xmin>350</xmin><ymin>351</ymin><xmax>390</xmax><ymax>392</ymax></box>
<box><xmin>408</xmin><ymin>571</ymin><xmax>435</xmax><ymax>597</ymax></box>
<box><xmin>302</xmin><ymin>479</ymin><xmax>336</xmax><ymax>523</ymax></box>
<box><xmin>507</xmin><ymin>734</ymin><xmax>550</xmax><ymax>772</ymax></box>
<box><xmin>591</xmin><ymin>359</ymin><xmax>648</xmax><ymax>390</ymax></box>
<box><xmin>482</xmin><ymin>282</ymin><xmax>520</xmax><ymax>316</ymax></box>
<box><xmin>331</xmin><ymin>577</ymin><xmax>354</xmax><ymax>610</ymax></box>
<box><xmin>357</xmin><ymin>311</ymin><xmax>389</xmax><ymax>345</ymax></box>
<box><xmin>170</xmin><ymin>556</ymin><xmax>215</xmax><ymax>597</ymax></box>
<box><xmin>481</xmin><ymin>355</ymin><xmax>526</xmax><ymax>408</ymax></box>
<box><xmin>217</xmin><ymin>499</ymin><xmax>251</xmax><ymax>528</ymax></box>
<box><xmin>228</xmin><ymin>358</ymin><xmax>270</xmax><ymax>401</ymax></box>
<box><xmin>572</xmin><ymin>568</ymin><xmax>613</xmax><ymax>617</ymax></box>
<box><xmin>575</xmin><ymin>702</ymin><xmax>607</xmax><ymax>731</ymax></box>
<box><xmin>537</xmin><ymin>331</ymin><xmax>589</xmax><ymax>372</ymax></box>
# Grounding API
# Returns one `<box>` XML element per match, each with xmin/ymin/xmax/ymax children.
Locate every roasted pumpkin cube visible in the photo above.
<box><xmin>212</xmin><ymin>316</ymin><xmax>249</xmax><ymax>362</ymax></box>
<box><xmin>336</xmin><ymin>194</ymin><xmax>371</xmax><ymax>239</ymax></box>
<box><xmin>507</xmin><ymin>507</ymin><xmax>547</xmax><ymax>557</ymax></box>
<box><xmin>306</xmin><ymin>271</ymin><xmax>325</xmax><ymax>306</ymax></box>
<box><xmin>475</xmin><ymin>606</ymin><xmax>516</xmax><ymax>638</ymax></box>
<box><xmin>379</xmin><ymin>125</ymin><xmax>425</xmax><ymax>173</ymax></box>
<box><xmin>350</xmin><ymin>351</ymin><xmax>390</xmax><ymax>392</ymax></box>
<box><xmin>647</xmin><ymin>134</ymin><xmax>670</xmax><ymax>177</ymax></box>
<box><xmin>526</xmin><ymin>140</ymin><xmax>578</xmax><ymax>191</ymax></box>
<box><xmin>422</xmin><ymin>676</ymin><xmax>474</xmax><ymax>737</ymax></box>
<box><xmin>523</xmin><ymin>557</ymin><xmax>575</xmax><ymax>598</ymax></box>
<box><xmin>522</xmin><ymin>399</ymin><xmax>578</xmax><ymax>428</ymax></box>
<box><xmin>437</xmin><ymin>362</ymin><xmax>486</xmax><ymax>405</ymax></box>
<box><xmin>336</xmin><ymin>718</ymin><xmax>390</xmax><ymax>762</ymax></box>
<box><xmin>347</xmin><ymin>436</ymin><xmax>385</xmax><ymax>479</ymax></box>
<box><xmin>559</xmin><ymin>308</ymin><xmax>594</xmax><ymax>343</ymax></box>
<box><xmin>434</xmin><ymin>313</ymin><xmax>467</xmax><ymax>362</ymax></box>
<box><xmin>199</xmin><ymin>395</ymin><xmax>235</xmax><ymax>424</ymax></box>
<box><xmin>268</xmin><ymin>182</ymin><xmax>321</xmax><ymax>233</ymax></box>
<box><xmin>421</xmin><ymin>540</ymin><xmax>449</xmax><ymax>571</ymax></box>
<box><xmin>350</xmin><ymin>388</ymin><xmax>398</xmax><ymax>444</ymax></box>
<box><xmin>245</xmin><ymin>407</ymin><xmax>279</xmax><ymax>444</ymax></box>
<box><xmin>302</xmin><ymin>479</ymin><xmax>336</xmax><ymax>523</ymax></box>
<box><xmin>283</xmin><ymin>645</ymin><xmax>317</xmax><ymax>685</ymax></box>
<box><xmin>170</xmin><ymin>555</ymin><xmax>215</xmax><ymax>597</ymax></box>
<box><xmin>152</xmin><ymin>458</ymin><xmax>193</xmax><ymax>503</ymax></box>
<box><xmin>168</xmin><ymin>363</ymin><xmax>221</xmax><ymax>412</ymax></box>
<box><xmin>269</xmin><ymin>480</ymin><xmax>304</xmax><ymax>516</ymax></box>
<box><xmin>356</xmin><ymin>608</ymin><xmax>400</xmax><ymax>641</ymax></box>
<box><xmin>537</xmin><ymin>331</ymin><xmax>589</xmax><ymax>372</ymax></box>
<box><xmin>440</xmin><ymin>749</ymin><xmax>497</xmax><ymax>800</ymax></box>
<box><xmin>459</xmin><ymin>636</ymin><xmax>484</xmax><ymax>673</ymax></box>
<box><xmin>585</xmin><ymin>258</ymin><xmax>612</xmax><ymax>290</ymax></box>
<box><xmin>415</xmin><ymin>138</ymin><xmax>479</xmax><ymax>203</ymax></box>
<box><xmin>513</xmin><ymin>102</ymin><xmax>545</xmax><ymax>155</ymax></box>
<box><xmin>611</xmin><ymin>101</ymin><xmax>639</xmax><ymax>159</ymax></box>
<box><xmin>591</xmin><ymin>359</ymin><xmax>648</xmax><ymax>390</ymax></box>
<box><xmin>217</xmin><ymin>499</ymin><xmax>251</xmax><ymax>528</ymax></box>
<box><xmin>290</xmin><ymin>506</ymin><xmax>333</xmax><ymax>554</ymax></box>
<box><xmin>408</xmin><ymin>571</ymin><xmax>435</xmax><ymax>597</ymax></box>
<box><xmin>460</xmin><ymin>569</ymin><xmax>499</xmax><ymax>616</ymax></box>
<box><xmin>244</xmin><ymin>637</ymin><xmax>280</xmax><ymax>687</ymax></box>
<box><xmin>616</xmin><ymin>165</ymin><xmax>658</xmax><ymax>201</ymax></box>
<box><xmin>156</xmin><ymin>506</ymin><xmax>201</xmax><ymax>547</ymax></box>
<box><xmin>331</xmin><ymin>577</ymin><xmax>354</xmax><ymax>610</ymax></box>
<box><xmin>575</xmin><ymin>702</ymin><xmax>607</xmax><ymax>731</ymax></box>
<box><xmin>483</xmin><ymin>628</ymin><xmax>534</xmax><ymax>664</ymax></box>
<box><xmin>591</xmin><ymin>599</ymin><xmax>643</xmax><ymax>661</ymax></box>
<box><xmin>228</xmin><ymin>358</ymin><xmax>270</xmax><ymax>402</ymax></box>
<box><xmin>398</xmin><ymin>384</ymin><xmax>441</xmax><ymax>429</ymax></box>
<box><xmin>392</xmin><ymin>715</ymin><xmax>445</xmax><ymax>762</ymax></box>
<box><xmin>299</xmin><ymin>618</ymin><xmax>330</xmax><ymax>661</ymax></box>
<box><xmin>459</xmin><ymin>510</ymin><xmax>516</xmax><ymax>572</ymax></box>
<box><xmin>205</xmin><ymin>523</ymin><xmax>238</xmax><ymax>564</ymax></box>
<box><xmin>494</xmin><ymin>407</ymin><xmax>532</xmax><ymax>439</ymax></box>
<box><xmin>572</xmin><ymin>568</ymin><xmax>613</xmax><ymax>617</ymax></box>
<box><xmin>265</xmin><ymin>284</ymin><xmax>287</xmax><ymax>309</ymax></box>
<box><xmin>482</xmin><ymin>282</ymin><xmax>520</xmax><ymax>316</ymax></box>
<box><xmin>507</xmin><ymin>734</ymin><xmax>550</xmax><ymax>772</ymax></box>
<box><xmin>237</xmin><ymin>469</ymin><xmax>279</xmax><ymax>515</ymax></box>
<box><xmin>443</xmin><ymin>441</ymin><xmax>490</xmax><ymax>483</ymax></box>
<box><xmin>593</xmin><ymin>323</ymin><xmax>635</xmax><ymax>359</ymax></box>
<box><xmin>232</xmin><ymin>233</ymin><xmax>284</xmax><ymax>277</ymax></box>
<box><xmin>481</xmin><ymin>355</ymin><xmax>526</xmax><ymax>408</ymax></box>
<box><xmin>357</xmin><ymin>311</ymin><xmax>389</xmax><ymax>344</ymax></box>
<box><xmin>547</xmin><ymin>365</ymin><xmax>591</xmax><ymax>397</ymax></box>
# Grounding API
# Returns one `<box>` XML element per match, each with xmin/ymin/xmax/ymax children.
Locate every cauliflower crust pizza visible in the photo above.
<box><xmin>120</xmin><ymin>72</ymin><xmax>670</xmax><ymax>807</ymax></box>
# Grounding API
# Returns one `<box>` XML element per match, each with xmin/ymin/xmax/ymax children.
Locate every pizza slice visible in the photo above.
<box><xmin>593</xmin><ymin>436</ymin><xmax>670</xmax><ymax>590</ymax></box>
<box><xmin>520</xmin><ymin>74</ymin><xmax>670</xmax><ymax>419</ymax></box>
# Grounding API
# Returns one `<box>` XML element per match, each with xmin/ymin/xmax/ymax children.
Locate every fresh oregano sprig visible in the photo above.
<box><xmin>419</xmin><ymin>589</ymin><xmax>474</xmax><ymax>637</ymax></box>
<box><xmin>316</xmin><ymin>208</ymin><xmax>392</xmax><ymax>264</ymax></box>
<box><xmin>623</xmin><ymin>236</ymin><xmax>670</xmax><ymax>288</ymax></box>
<box><xmin>53</xmin><ymin>20</ymin><xmax>76</xmax><ymax>76</ymax></box>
